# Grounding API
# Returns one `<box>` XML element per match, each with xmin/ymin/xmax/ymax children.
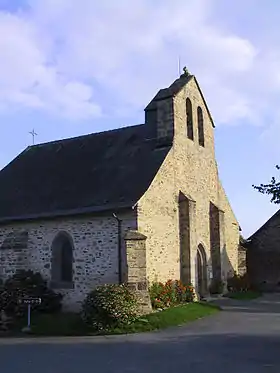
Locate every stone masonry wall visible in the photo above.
<box><xmin>137</xmin><ymin>76</ymin><xmax>240</xmax><ymax>291</ymax></box>
<box><xmin>0</xmin><ymin>210</ymin><xmax>137</xmax><ymax>310</ymax></box>
<box><xmin>247</xmin><ymin>213</ymin><xmax>280</xmax><ymax>290</ymax></box>
<box><xmin>238</xmin><ymin>245</ymin><xmax>247</xmax><ymax>276</ymax></box>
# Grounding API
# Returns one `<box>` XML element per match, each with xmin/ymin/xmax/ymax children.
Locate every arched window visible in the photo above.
<box><xmin>186</xmin><ymin>98</ymin><xmax>194</xmax><ymax>140</ymax></box>
<box><xmin>197</xmin><ymin>106</ymin><xmax>204</xmax><ymax>147</ymax></box>
<box><xmin>51</xmin><ymin>231</ymin><xmax>74</xmax><ymax>288</ymax></box>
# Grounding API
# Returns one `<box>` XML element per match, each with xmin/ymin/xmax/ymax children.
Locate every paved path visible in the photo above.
<box><xmin>1</xmin><ymin>294</ymin><xmax>280</xmax><ymax>372</ymax></box>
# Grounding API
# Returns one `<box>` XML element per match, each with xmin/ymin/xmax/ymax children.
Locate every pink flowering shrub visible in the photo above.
<box><xmin>81</xmin><ymin>284</ymin><xmax>139</xmax><ymax>331</ymax></box>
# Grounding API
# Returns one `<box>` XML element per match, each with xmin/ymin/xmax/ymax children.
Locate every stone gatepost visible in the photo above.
<box><xmin>124</xmin><ymin>230</ymin><xmax>152</xmax><ymax>314</ymax></box>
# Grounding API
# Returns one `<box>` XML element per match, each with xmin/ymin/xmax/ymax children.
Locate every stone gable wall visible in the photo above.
<box><xmin>248</xmin><ymin>214</ymin><xmax>280</xmax><ymax>253</ymax></box>
<box><xmin>247</xmin><ymin>214</ymin><xmax>280</xmax><ymax>290</ymax></box>
<box><xmin>138</xmin><ymin>77</ymin><xmax>240</xmax><ymax>292</ymax></box>
<box><xmin>0</xmin><ymin>211</ymin><xmax>137</xmax><ymax>310</ymax></box>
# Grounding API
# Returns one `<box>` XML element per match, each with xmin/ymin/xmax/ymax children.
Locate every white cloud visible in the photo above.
<box><xmin>0</xmin><ymin>6</ymin><xmax>101</xmax><ymax>119</ymax></box>
<box><xmin>0</xmin><ymin>0</ymin><xmax>279</xmax><ymax>123</ymax></box>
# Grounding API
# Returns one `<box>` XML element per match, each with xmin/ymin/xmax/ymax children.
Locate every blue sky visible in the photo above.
<box><xmin>0</xmin><ymin>0</ymin><xmax>279</xmax><ymax>238</ymax></box>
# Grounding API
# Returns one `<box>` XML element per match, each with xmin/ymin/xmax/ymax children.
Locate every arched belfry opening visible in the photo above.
<box><xmin>197</xmin><ymin>106</ymin><xmax>205</xmax><ymax>147</ymax></box>
<box><xmin>186</xmin><ymin>98</ymin><xmax>194</xmax><ymax>140</ymax></box>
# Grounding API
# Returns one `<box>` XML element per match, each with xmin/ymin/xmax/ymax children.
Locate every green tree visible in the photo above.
<box><xmin>253</xmin><ymin>165</ymin><xmax>280</xmax><ymax>203</ymax></box>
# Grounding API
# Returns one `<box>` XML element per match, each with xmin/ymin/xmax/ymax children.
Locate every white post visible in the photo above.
<box><xmin>27</xmin><ymin>304</ymin><xmax>31</xmax><ymax>328</ymax></box>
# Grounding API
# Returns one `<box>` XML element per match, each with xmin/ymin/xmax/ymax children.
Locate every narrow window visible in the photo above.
<box><xmin>60</xmin><ymin>238</ymin><xmax>73</xmax><ymax>282</ymax></box>
<box><xmin>51</xmin><ymin>231</ymin><xmax>73</xmax><ymax>288</ymax></box>
<box><xmin>197</xmin><ymin>106</ymin><xmax>205</xmax><ymax>147</ymax></box>
<box><xmin>186</xmin><ymin>98</ymin><xmax>194</xmax><ymax>140</ymax></box>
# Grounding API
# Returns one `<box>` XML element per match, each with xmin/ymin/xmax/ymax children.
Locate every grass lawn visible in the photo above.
<box><xmin>19</xmin><ymin>302</ymin><xmax>220</xmax><ymax>337</ymax></box>
<box><xmin>110</xmin><ymin>302</ymin><xmax>220</xmax><ymax>335</ymax></box>
<box><xmin>225</xmin><ymin>290</ymin><xmax>262</xmax><ymax>300</ymax></box>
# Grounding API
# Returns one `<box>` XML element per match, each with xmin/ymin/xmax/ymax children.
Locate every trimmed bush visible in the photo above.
<box><xmin>0</xmin><ymin>270</ymin><xmax>63</xmax><ymax>319</ymax></box>
<box><xmin>149</xmin><ymin>280</ymin><xmax>195</xmax><ymax>309</ymax></box>
<box><xmin>81</xmin><ymin>284</ymin><xmax>139</xmax><ymax>332</ymax></box>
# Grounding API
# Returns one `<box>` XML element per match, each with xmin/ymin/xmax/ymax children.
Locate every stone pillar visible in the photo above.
<box><xmin>179</xmin><ymin>192</ymin><xmax>197</xmax><ymax>288</ymax></box>
<box><xmin>218</xmin><ymin>209</ymin><xmax>226</xmax><ymax>281</ymax></box>
<box><xmin>189</xmin><ymin>199</ymin><xmax>197</xmax><ymax>288</ymax></box>
<box><xmin>210</xmin><ymin>203</ymin><xmax>226</xmax><ymax>292</ymax></box>
<box><xmin>124</xmin><ymin>230</ymin><xmax>152</xmax><ymax>314</ymax></box>
<box><xmin>209</xmin><ymin>203</ymin><xmax>221</xmax><ymax>282</ymax></box>
<box><xmin>179</xmin><ymin>192</ymin><xmax>191</xmax><ymax>284</ymax></box>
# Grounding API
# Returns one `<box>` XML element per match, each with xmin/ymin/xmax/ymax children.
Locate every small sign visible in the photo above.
<box><xmin>18</xmin><ymin>297</ymin><xmax>42</xmax><ymax>332</ymax></box>
<box><xmin>18</xmin><ymin>297</ymin><xmax>41</xmax><ymax>305</ymax></box>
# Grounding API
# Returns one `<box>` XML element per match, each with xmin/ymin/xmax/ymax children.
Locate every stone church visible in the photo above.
<box><xmin>0</xmin><ymin>70</ymin><xmax>240</xmax><ymax>310</ymax></box>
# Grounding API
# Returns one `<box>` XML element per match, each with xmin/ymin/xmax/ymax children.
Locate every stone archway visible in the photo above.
<box><xmin>197</xmin><ymin>244</ymin><xmax>208</xmax><ymax>298</ymax></box>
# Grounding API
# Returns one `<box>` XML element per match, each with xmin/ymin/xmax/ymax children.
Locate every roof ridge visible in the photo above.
<box><xmin>30</xmin><ymin>123</ymin><xmax>145</xmax><ymax>148</ymax></box>
<box><xmin>168</xmin><ymin>74</ymin><xmax>195</xmax><ymax>88</ymax></box>
<box><xmin>248</xmin><ymin>208</ymin><xmax>280</xmax><ymax>240</ymax></box>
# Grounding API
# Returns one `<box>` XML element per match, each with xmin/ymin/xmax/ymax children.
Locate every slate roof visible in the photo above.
<box><xmin>0</xmin><ymin>124</ymin><xmax>172</xmax><ymax>223</ymax></box>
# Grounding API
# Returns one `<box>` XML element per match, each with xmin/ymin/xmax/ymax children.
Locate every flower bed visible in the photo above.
<box><xmin>149</xmin><ymin>279</ymin><xmax>195</xmax><ymax>310</ymax></box>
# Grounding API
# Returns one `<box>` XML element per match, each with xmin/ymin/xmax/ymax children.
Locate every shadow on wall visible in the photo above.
<box><xmin>178</xmin><ymin>193</ymin><xmax>237</xmax><ymax>295</ymax></box>
<box><xmin>206</xmin><ymin>245</ymin><xmax>235</xmax><ymax>295</ymax></box>
<box><xmin>221</xmin><ymin>245</ymin><xmax>236</xmax><ymax>280</ymax></box>
<box><xmin>206</xmin><ymin>202</ymin><xmax>239</xmax><ymax>295</ymax></box>
<box><xmin>194</xmin><ymin>243</ymin><xmax>236</xmax><ymax>298</ymax></box>
<box><xmin>247</xmin><ymin>248</ymin><xmax>280</xmax><ymax>292</ymax></box>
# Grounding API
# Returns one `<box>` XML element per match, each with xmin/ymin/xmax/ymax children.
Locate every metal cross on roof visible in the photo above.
<box><xmin>29</xmin><ymin>129</ymin><xmax>38</xmax><ymax>145</ymax></box>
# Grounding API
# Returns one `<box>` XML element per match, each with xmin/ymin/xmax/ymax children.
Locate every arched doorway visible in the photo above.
<box><xmin>197</xmin><ymin>244</ymin><xmax>208</xmax><ymax>298</ymax></box>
